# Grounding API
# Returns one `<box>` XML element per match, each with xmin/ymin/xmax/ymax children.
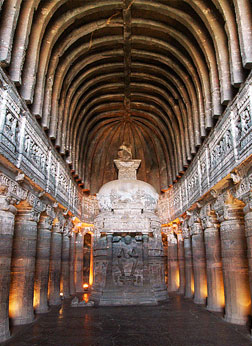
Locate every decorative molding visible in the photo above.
<box><xmin>159</xmin><ymin>73</ymin><xmax>252</xmax><ymax>223</ymax></box>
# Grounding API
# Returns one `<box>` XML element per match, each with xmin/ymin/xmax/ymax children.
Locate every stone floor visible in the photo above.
<box><xmin>2</xmin><ymin>294</ymin><xmax>252</xmax><ymax>346</ymax></box>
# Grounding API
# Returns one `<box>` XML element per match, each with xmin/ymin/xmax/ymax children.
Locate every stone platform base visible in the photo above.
<box><xmin>91</xmin><ymin>285</ymin><xmax>168</xmax><ymax>306</ymax></box>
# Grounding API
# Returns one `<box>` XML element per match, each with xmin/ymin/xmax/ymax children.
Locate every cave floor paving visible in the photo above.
<box><xmin>2</xmin><ymin>294</ymin><xmax>252</xmax><ymax>346</ymax></box>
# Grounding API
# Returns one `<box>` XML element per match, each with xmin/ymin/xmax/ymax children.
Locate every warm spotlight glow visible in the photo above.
<box><xmin>83</xmin><ymin>293</ymin><xmax>89</xmax><ymax>303</ymax></box>
<box><xmin>83</xmin><ymin>283</ymin><xmax>89</xmax><ymax>290</ymax></box>
<box><xmin>191</xmin><ymin>275</ymin><xmax>195</xmax><ymax>294</ymax></box>
<box><xmin>176</xmin><ymin>268</ymin><xmax>180</xmax><ymax>289</ymax></box>
<box><xmin>60</xmin><ymin>292</ymin><xmax>64</xmax><ymax>296</ymax></box>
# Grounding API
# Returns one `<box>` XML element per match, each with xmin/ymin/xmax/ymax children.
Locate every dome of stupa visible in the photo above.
<box><xmin>97</xmin><ymin>178</ymin><xmax>159</xmax><ymax>212</ymax></box>
<box><xmin>97</xmin><ymin>144</ymin><xmax>159</xmax><ymax>212</ymax></box>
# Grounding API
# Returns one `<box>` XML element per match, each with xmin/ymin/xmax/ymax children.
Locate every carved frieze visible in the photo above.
<box><xmin>0</xmin><ymin>69</ymin><xmax>84</xmax><ymax>219</ymax></box>
<box><xmin>158</xmin><ymin>80</ymin><xmax>252</xmax><ymax>224</ymax></box>
<box><xmin>235</xmin><ymin>86</ymin><xmax>252</xmax><ymax>158</ymax></box>
<box><xmin>0</xmin><ymin>172</ymin><xmax>27</xmax><ymax>202</ymax></box>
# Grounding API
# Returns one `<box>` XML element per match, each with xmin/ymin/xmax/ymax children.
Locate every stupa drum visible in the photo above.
<box><xmin>90</xmin><ymin>145</ymin><xmax>168</xmax><ymax>305</ymax></box>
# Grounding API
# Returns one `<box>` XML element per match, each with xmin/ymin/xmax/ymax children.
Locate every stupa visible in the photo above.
<box><xmin>90</xmin><ymin>144</ymin><xmax>168</xmax><ymax>305</ymax></box>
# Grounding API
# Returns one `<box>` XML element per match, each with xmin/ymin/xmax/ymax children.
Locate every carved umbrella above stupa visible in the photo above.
<box><xmin>90</xmin><ymin>144</ymin><xmax>168</xmax><ymax>306</ymax></box>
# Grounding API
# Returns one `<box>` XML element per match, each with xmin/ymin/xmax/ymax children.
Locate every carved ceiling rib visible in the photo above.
<box><xmin>0</xmin><ymin>0</ymin><xmax>251</xmax><ymax>193</ymax></box>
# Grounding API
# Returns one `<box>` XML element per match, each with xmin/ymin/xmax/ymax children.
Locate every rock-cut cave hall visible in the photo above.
<box><xmin>0</xmin><ymin>0</ymin><xmax>252</xmax><ymax>345</ymax></box>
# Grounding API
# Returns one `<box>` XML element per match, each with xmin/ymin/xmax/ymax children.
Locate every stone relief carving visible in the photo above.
<box><xmin>0</xmin><ymin>70</ymin><xmax>84</xmax><ymax>220</ymax></box>
<box><xmin>235</xmin><ymin>90</ymin><xmax>252</xmax><ymax>155</ymax></box>
<box><xmin>0</xmin><ymin>173</ymin><xmax>28</xmax><ymax>202</ymax></box>
<box><xmin>210</xmin><ymin>130</ymin><xmax>233</xmax><ymax>169</ymax></box>
<box><xmin>158</xmin><ymin>83</ymin><xmax>252</xmax><ymax>224</ymax></box>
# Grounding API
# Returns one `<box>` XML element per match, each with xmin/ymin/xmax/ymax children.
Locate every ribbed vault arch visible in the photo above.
<box><xmin>0</xmin><ymin>0</ymin><xmax>251</xmax><ymax>193</ymax></box>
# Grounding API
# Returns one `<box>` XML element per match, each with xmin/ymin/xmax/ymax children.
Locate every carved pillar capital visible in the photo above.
<box><xmin>241</xmin><ymin>191</ymin><xmax>252</xmax><ymax>214</ymax></box>
<box><xmin>63</xmin><ymin>217</ymin><xmax>74</xmax><ymax>237</ymax></box>
<box><xmin>15</xmin><ymin>192</ymin><xmax>46</xmax><ymax>222</ymax></box>
<box><xmin>199</xmin><ymin>203</ymin><xmax>219</xmax><ymax>230</ymax></box>
<box><xmin>188</xmin><ymin>212</ymin><xmax>202</xmax><ymax>236</ymax></box>
<box><xmin>181</xmin><ymin>219</ymin><xmax>190</xmax><ymax>239</ymax></box>
<box><xmin>0</xmin><ymin>173</ymin><xmax>28</xmax><ymax>212</ymax></box>
<box><xmin>212</xmin><ymin>189</ymin><xmax>245</xmax><ymax>222</ymax></box>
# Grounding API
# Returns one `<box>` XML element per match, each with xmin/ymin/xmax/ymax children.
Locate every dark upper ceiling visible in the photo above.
<box><xmin>0</xmin><ymin>0</ymin><xmax>251</xmax><ymax>193</ymax></box>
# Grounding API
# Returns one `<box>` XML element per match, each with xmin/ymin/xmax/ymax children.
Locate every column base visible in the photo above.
<box><xmin>49</xmin><ymin>299</ymin><xmax>62</xmax><ymax>306</ymax></box>
<box><xmin>35</xmin><ymin>306</ymin><xmax>49</xmax><ymax>314</ymax></box>
<box><xmin>224</xmin><ymin>314</ymin><xmax>248</xmax><ymax>325</ymax></box>
<box><xmin>0</xmin><ymin>330</ymin><xmax>10</xmax><ymax>343</ymax></box>
<box><xmin>207</xmin><ymin>305</ymin><xmax>224</xmax><ymax>313</ymax></box>
<box><xmin>178</xmin><ymin>287</ymin><xmax>185</xmax><ymax>295</ymax></box>
<box><xmin>194</xmin><ymin>297</ymin><xmax>206</xmax><ymax>305</ymax></box>
<box><xmin>184</xmin><ymin>293</ymin><xmax>193</xmax><ymax>299</ymax></box>
<box><xmin>11</xmin><ymin>315</ymin><xmax>35</xmax><ymax>326</ymax></box>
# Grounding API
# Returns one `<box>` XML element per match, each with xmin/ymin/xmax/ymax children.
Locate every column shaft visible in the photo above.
<box><xmin>33</xmin><ymin>215</ymin><xmax>52</xmax><ymax>313</ymax></box>
<box><xmin>0</xmin><ymin>195</ymin><xmax>16</xmax><ymax>342</ymax></box>
<box><xmin>167</xmin><ymin>237</ymin><xmax>179</xmax><ymax>292</ymax></box>
<box><xmin>69</xmin><ymin>232</ymin><xmax>76</xmax><ymax>295</ymax></box>
<box><xmin>61</xmin><ymin>235</ymin><xmax>70</xmax><ymax>298</ymax></box>
<box><xmin>184</xmin><ymin>238</ymin><xmax>194</xmax><ymax>298</ymax></box>
<box><xmin>48</xmin><ymin>223</ymin><xmax>62</xmax><ymax>306</ymax></box>
<box><xmin>204</xmin><ymin>227</ymin><xmax>224</xmax><ymax>312</ymax></box>
<box><xmin>75</xmin><ymin>232</ymin><xmax>84</xmax><ymax>292</ymax></box>
<box><xmin>219</xmin><ymin>204</ymin><xmax>250</xmax><ymax>324</ymax></box>
<box><xmin>9</xmin><ymin>207</ymin><xmax>38</xmax><ymax>325</ymax></box>
<box><xmin>191</xmin><ymin>232</ymin><xmax>207</xmax><ymax>304</ymax></box>
<box><xmin>177</xmin><ymin>233</ymin><xmax>186</xmax><ymax>295</ymax></box>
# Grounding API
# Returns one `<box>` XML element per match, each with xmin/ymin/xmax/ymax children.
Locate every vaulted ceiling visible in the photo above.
<box><xmin>0</xmin><ymin>0</ymin><xmax>251</xmax><ymax>193</ymax></box>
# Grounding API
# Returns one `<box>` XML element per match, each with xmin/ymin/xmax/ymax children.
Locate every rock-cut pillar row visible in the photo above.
<box><xmin>0</xmin><ymin>191</ymin><xmax>16</xmax><ymax>342</ymax></box>
<box><xmin>243</xmin><ymin>192</ymin><xmax>252</xmax><ymax>322</ymax></box>
<box><xmin>9</xmin><ymin>201</ymin><xmax>41</xmax><ymax>325</ymax></box>
<box><xmin>69</xmin><ymin>231</ymin><xmax>76</xmax><ymax>295</ymax></box>
<box><xmin>214</xmin><ymin>191</ymin><xmax>251</xmax><ymax>325</ymax></box>
<box><xmin>167</xmin><ymin>228</ymin><xmax>179</xmax><ymax>293</ymax></box>
<box><xmin>200</xmin><ymin>206</ymin><xmax>224</xmax><ymax>312</ymax></box>
<box><xmin>61</xmin><ymin>233</ymin><xmax>71</xmax><ymax>298</ymax></box>
<box><xmin>33</xmin><ymin>212</ymin><xmax>53</xmax><ymax>313</ymax></box>
<box><xmin>48</xmin><ymin>219</ymin><xmax>63</xmax><ymax>306</ymax></box>
<box><xmin>177</xmin><ymin>232</ymin><xmax>186</xmax><ymax>295</ymax></box>
<box><xmin>182</xmin><ymin>220</ymin><xmax>194</xmax><ymax>299</ymax></box>
<box><xmin>189</xmin><ymin>215</ymin><xmax>207</xmax><ymax>305</ymax></box>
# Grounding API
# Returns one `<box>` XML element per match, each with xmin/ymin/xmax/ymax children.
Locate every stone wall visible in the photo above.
<box><xmin>158</xmin><ymin>72</ymin><xmax>252</xmax><ymax>224</ymax></box>
<box><xmin>0</xmin><ymin>67</ymin><xmax>93</xmax><ymax>221</ymax></box>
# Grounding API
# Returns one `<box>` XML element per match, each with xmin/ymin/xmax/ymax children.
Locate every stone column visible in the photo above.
<box><xmin>214</xmin><ymin>190</ymin><xmax>251</xmax><ymax>325</ymax></box>
<box><xmin>189</xmin><ymin>213</ymin><xmax>207</xmax><ymax>305</ymax></box>
<box><xmin>33</xmin><ymin>207</ymin><xmax>54</xmax><ymax>313</ymax></box>
<box><xmin>89</xmin><ymin>232</ymin><xmax>94</xmax><ymax>286</ymax></box>
<box><xmin>0</xmin><ymin>189</ymin><xmax>17</xmax><ymax>342</ymax></box>
<box><xmin>177</xmin><ymin>231</ymin><xmax>186</xmax><ymax>295</ymax></box>
<box><xmin>61</xmin><ymin>232</ymin><xmax>71</xmax><ymax>298</ymax></box>
<box><xmin>69</xmin><ymin>231</ymin><xmax>76</xmax><ymax>295</ymax></box>
<box><xmin>9</xmin><ymin>196</ymin><xmax>44</xmax><ymax>325</ymax></box>
<box><xmin>48</xmin><ymin>217</ymin><xmax>63</xmax><ymax>306</ymax></box>
<box><xmin>200</xmin><ymin>204</ymin><xmax>224</xmax><ymax>312</ymax></box>
<box><xmin>75</xmin><ymin>231</ymin><xmax>84</xmax><ymax>292</ymax></box>
<box><xmin>182</xmin><ymin>220</ymin><xmax>194</xmax><ymax>298</ymax></box>
<box><xmin>243</xmin><ymin>192</ymin><xmax>252</xmax><ymax>316</ymax></box>
<box><xmin>167</xmin><ymin>228</ymin><xmax>179</xmax><ymax>292</ymax></box>
<box><xmin>162</xmin><ymin>232</ymin><xmax>168</xmax><ymax>285</ymax></box>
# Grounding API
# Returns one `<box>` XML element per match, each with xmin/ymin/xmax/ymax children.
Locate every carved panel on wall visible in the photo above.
<box><xmin>0</xmin><ymin>68</ymin><xmax>83</xmax><ymax>219</ymax></box>
<box><xmin>209</xmin><ymin>123</ymin><xmax>234</xmax><ymax>185</ymax></box>
<box><xmin>235</xmin><ymin>86</ymin><xmax>252</xmax><ymax>159</ymax></box>
<box><xmin>159</xmin><ymin>77</ymin><xmax>252</xmax><ymax>224</ymax></box>
<box><xmin>21</xmin><ymin>118</ymin><xmax>49</xmax><ymax>188</ymax></box>
<box><xmin>0</xmin><ymin>89</ymin><xmax>21</xmax><ymax>163</ymax></box>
